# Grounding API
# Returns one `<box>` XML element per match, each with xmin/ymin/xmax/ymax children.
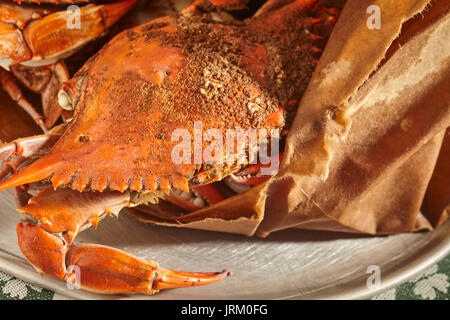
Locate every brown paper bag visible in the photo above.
<box><xmin>128</xmin><ymin>0</ymin><xmax>449</xmax><ymax>237</ymax></box>
<box><xmin>259</xmin><ymin>0</ymin><xmax>450</xmax><ymax>236</ymax></box>
<box><xmin>422</xmin><ymin>128</ymin><xmax>450</xmax><ymax>228</ymax></box>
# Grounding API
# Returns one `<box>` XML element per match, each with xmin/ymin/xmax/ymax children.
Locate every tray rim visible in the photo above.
<box><xmin>0</xmin><ymin>220</ymin><xmax>448</xmax><ymax>300</ymax></box>
<box><xmin>286</xmin><ymin>221</ymin><xmax>450</xmax><ymax>300</ymax></box>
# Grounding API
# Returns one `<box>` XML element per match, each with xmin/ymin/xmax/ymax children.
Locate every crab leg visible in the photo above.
<box><xmin>9</xmin><ymin>62</ymin><xmax>71</xmax><ymax>129</ymax></box>
<box><xmin>14</xmin><ymin>185</ymin><xmax>32</xmax><ymax>208</ymax></box>
<box><xmin>0</xmin><ymin>125</ymin><xmax>64</xmax><ymax>182</ymax></box>
<box><xmin>229</xmin><ymin>152</ymin><xmax>284</xmax><ymax>185</ymax></box>
<box><xmin>0</xmin><ymin>68</ymin><xmax>47</xmax><ymax>132</ymax></box>
<box><xmin>16</xmin><ymin>187</ymin><xmax>229</xmax><ymax>294</ymax></box>
<box><xmin>0</xmin><ymin>157</ymin><xmax>27</xmax><ymax>185</ymax></box>
<box><xmin>187</xmin><ymin>0</ymin><xmax>250</xmax><ymax>12</ymax></box>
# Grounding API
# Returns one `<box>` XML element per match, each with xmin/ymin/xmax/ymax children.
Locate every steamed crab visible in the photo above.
<box><xmin>0</xmin><ymin>0</ymin><xmax>339</xmax><ymax>295</ymax></box>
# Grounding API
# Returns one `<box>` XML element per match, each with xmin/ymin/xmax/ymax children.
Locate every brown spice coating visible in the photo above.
<box><xmin>13</xmin><ymin>3</ymin><xmax>322</xmax><ymax>193</ymax></box>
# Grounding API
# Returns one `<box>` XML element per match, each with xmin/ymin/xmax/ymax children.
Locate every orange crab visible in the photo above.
<box><xmin>0</xmin><ymin>0</ymin><xmax>138</xmax><ymax>131</ymax></box>
<box><xmin>0</xmin><ymin>0</ymin><xmax>339</xmax><ymax>294</ymax></box>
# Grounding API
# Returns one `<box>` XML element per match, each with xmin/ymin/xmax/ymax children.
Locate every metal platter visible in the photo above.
<box><xmin>0</xmin><ymin>189</ymin><xmax>448</xmax><ymax>299</ymax></box>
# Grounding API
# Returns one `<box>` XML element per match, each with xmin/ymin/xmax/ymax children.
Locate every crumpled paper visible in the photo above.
<box><xmin>128</xmin><ymin>0</ymin><xmax>449</xmax><ymax>237</ymax></box>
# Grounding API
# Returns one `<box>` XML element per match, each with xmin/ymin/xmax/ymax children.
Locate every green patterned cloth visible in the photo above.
<box><xmin>370</xmin><ymin>254</ymin><xmax>450</xmax><ymax>300</ymax></box>
<box><xmin>1</xmin><ymin>255</ymin><xmax>449</xmax><ymax>300</ymax></box>
<box><xmin>0</xmin><ymin>272</ymin><xmax>54</xmax><ymax>300</ymax></box>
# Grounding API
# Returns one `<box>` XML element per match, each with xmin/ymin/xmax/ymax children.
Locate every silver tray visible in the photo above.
<box><xmin>0</xmin><ymin>189</ymin><xmax>449</xmax><ymax>299</ymax></box>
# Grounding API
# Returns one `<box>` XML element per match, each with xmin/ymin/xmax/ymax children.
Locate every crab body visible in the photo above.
<box><xmin>0</xmin><ymin>0</ymin><xmax>339</xmax><ymax>294</ymax></box>
<box><xmin>9</xmin><ymin>0</ymin><xmax>327</xmax><ymax>193</ymax></box>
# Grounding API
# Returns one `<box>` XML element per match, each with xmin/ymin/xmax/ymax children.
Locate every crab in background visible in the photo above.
<box><xmin>0</xmin><ymin>0</ymin><xmax>339</xmax><ymax>294</ymax></box>
<box><xmin>0</xmin><ymin>0</ymin><xmax>141</xmax><ymax>132</ymax></box>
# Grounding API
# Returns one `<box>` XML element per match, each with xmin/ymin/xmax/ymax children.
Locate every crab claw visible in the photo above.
<box><xmin>66</xmin><ymin>244</ymin><xmax>229</xmax><ymax>293</ymax></box>
<box><xmin>14</xmin><ymin>186</ymin><xmax>229</xmax><ymax>294</ymax></box>
<box><xmin>22</xmin><ymin>0</ymin><xmax>138</xmax><ymax>64</ymax></box>
<box><xmin>17</xmin><ymin>223</ymin><xmax>229</xmax><ymax>294</ymax></box>
<box><xmin>0</xmin><ymin>127</ymin><xmax>64</xmax><ymax>186</ymax></box>
<box><xmin>152</xmin><ymin>267</ymin><xmax>230</xmax><ymax>290</ymax></box>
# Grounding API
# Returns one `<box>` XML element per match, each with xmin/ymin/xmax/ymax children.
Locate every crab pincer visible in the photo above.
<box><xmin>15</xmin><ymin>187</ymin><xmax>229</xmax><ymax>294</ymax></box>
<box><xmin>17</xmin><ymin>224</ymin><xmax>228</xmax><ymax>294</ymax></box>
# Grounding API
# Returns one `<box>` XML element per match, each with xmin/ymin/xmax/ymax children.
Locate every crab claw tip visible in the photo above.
<box><xmin>153</xmin><ymin>268</ymin><xmax>230</xmax><ymax>290</ymax></box>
